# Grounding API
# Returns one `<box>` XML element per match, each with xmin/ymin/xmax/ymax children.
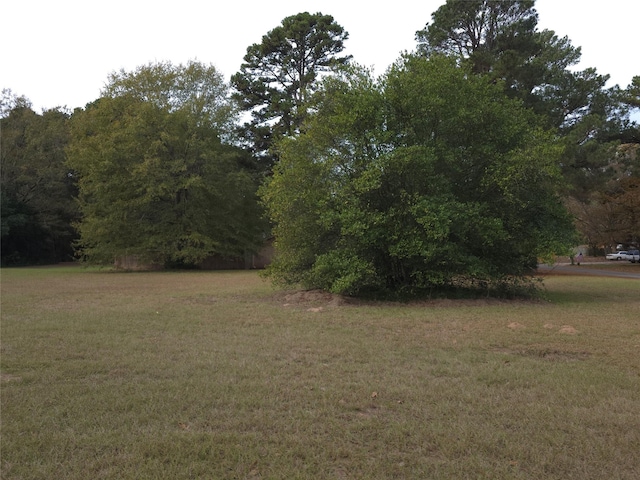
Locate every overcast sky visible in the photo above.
<box><xmin>2</xmin><ymin>0</ymin><xmax>638</xmax><ymax>112</ymax></box>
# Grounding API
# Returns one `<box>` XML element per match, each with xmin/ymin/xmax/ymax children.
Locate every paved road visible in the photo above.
<box><xmin>537</xmin><ymin>263</ymin><xmax>640</xmax><ymax>280</ymax></box>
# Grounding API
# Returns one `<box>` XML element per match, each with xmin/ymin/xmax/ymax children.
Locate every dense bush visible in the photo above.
<box><xmin>261</xmin><ymin>57</ymin><xmax>576</xmax><ymax>298</ymax></box>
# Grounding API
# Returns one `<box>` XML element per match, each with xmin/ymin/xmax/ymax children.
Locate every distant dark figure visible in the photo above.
<box><xmin>577</xmin><ymin>252</ymin><xmax>584</xmax><ymax>265</ymax></box>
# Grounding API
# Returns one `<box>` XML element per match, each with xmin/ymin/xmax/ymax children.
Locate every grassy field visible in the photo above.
<box><xmin>1</xmin><ymin>266</ymin><xmax>639</xmax><ymax>479</ymax></box>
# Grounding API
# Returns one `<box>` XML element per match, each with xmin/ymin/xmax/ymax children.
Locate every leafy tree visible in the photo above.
<box><xmin>67</xmin><ymin>62</ymin><xmax>264</xmax><ymax>266</ymax></box>
<box><xmin>416</xmin><ymin>0</ymin><xmax>637</xmax><ymax>251</ymax></box>
<box><xmin>623</xmin><ymin>76</ymin><xmax>640</xmax><ymax>109</ymax></box>
<box><xmin>261</xmin><ymin>57</ymin><xmax>575</xmax><ymax>298</ymax></box>
<box><xmin>231</xmin><ymin>12</ymin><xmax>351</xmax><ymax>170</ymax></box>
<box><xmin>416</xmin><ymin>0</ymin><xmax>540</xmax><ymax>74</ymax></box>
<box><xmin>103</xmin><ymin>60</ymin><xmax>236</xmax><ymax>133</ymax></box>
<box><xmin>1</xmin><ymin>89</ymin><xmax>31</xmax><ymax>116</ymax></box>
<box><xmin>1</xmin><ymin>92</ymin><xmax>78</xmax><ymax>265</ymax></box>
<box><xmin>415</xmin><ymin>0</ymin><xmax>601</xmax><ymax>129</ymax></box>
<box><xmin>567</xmin><ymin>144</ymin><xmax>640</xmax><ymax>252</ymax></box>
<box><xmin>615</xmin><ymin>76</ymin><xmax>640</xmax><ymax>144</ymax></box>
<box><xmin>606</xmin><ymin>175</ymin><xmax>640</xmax><ymax>246</ymax></box>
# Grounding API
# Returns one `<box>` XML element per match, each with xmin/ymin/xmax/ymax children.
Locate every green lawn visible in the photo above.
<box><xmin>1</xmin><ymin>267</ymin><xmax>639</xmax><ymax>479</ymax></box>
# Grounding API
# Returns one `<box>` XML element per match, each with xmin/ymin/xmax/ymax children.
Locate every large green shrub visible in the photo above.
<box><xmin>261</xmin><ymin>56</ymin><xmax>576</xmax><ymax>297</ymax></box>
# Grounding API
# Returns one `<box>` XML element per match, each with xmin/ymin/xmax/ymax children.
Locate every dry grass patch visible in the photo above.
<box><xmin>1</xmin><ymin>267</ymin><xmax>639</xmax><ymax>479</ymax></box>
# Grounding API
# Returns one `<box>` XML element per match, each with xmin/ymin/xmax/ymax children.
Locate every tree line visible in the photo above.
<box><xmin>2</xmin><ymin>1</ymin><xmax>638</xmax><ymax>297</ymax></box>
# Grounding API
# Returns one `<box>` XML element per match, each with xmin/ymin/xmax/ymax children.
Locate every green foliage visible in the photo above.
<box><xmin>103</xmin><ymin>60</ymin><xmax>236</xmax><ymax>134</ymax></box>
<box><xmin>416</xmin><ymin>0</ymin><xmax>540</xmax><ymax>74</ymax></box>
<box><xmin>623</xmin><ymin>76</ymin><xmax>640</xmax><ymax>109</ymax></box>
<box><xmin>415</xmin><ymin>1</ymin><xmax>636</xmax><ymax>251</ymax></box>
<box><xmin>67</xmin><ymin>62</ymin><xmax>264</xmax><ymax>266</ymax></box>
<box><xmin>261</xmin><ymin>57</ymin><xmax>576</xmax><ymax>298</ymax></box>
<box><xmin>617</xmin><ymin>77</ymin><xmax>640</xmax><ymax>144</ymax></box>
<box><xmin>415</xmin><ymin>0</ymin><xmax>598</xmax><ymax>130</ymax></box>
<box><xmin>232</xmin><ymin>12</ymin><xmax>351</xmax><ymax>170</ymax></box>
<box><xmin>1</xmin><ymin>94</ymin><xmax>78</xmax><ymax>265</ymax></box>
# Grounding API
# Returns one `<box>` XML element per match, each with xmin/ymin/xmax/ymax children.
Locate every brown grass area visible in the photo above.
<box><xmin>1</xmin><ymin>267</ymin><xmax>639</xmax><ymax>479</ymax></box>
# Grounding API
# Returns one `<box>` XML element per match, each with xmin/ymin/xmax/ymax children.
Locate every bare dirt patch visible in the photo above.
<box><xmin>558</xmin><ymin>325</ymin><xmax>579</xmax><ymax>335</ymax></box>
<box><xmin>507</xmin><ymin>322</ymin><xmax>526</xmax><ymax>330</ymax></box>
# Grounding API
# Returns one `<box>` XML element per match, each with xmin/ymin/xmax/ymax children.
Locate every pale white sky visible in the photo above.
<box><xmin>2</xmin><ymin>0</ymin><xmax>638</xmax><ymax>112</ymax></box>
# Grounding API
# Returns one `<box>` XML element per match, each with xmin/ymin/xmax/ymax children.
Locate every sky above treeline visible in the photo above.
<box><xmin>3</xmin><ymin>0</ymin><xmax>638</xmax><ymax>112</ymax></box>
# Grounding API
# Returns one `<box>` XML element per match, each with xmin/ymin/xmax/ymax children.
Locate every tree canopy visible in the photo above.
<box><xmin>416</xmin><ymin>0</ymin><xmax>541</xmax><ymax>73</ymax></box>
<box><xmin>416</xmin><ymin>0</ymin><xmax>639</xmax><ymax>254</ymax></box>
<box><xmin>261</xmin><ymin>57</ymin><xmax>576</xmax><ymax>298</ymax></box>
<box><xmin>231</xmin><ymin>12</ymin><xmax>351</xmax><ymax>170</ymax></box>
<box><xmin>104</xmin><ymin>60</ymin><xmax>236</xmax><ymax>133</ymax></box>
<box><xmin>4</xmin><ymin>6</ymin><xmax>637</xmax><ymax>272</ymax></box>
<box><xmin>67</xmin><ymin>62</ymin><xmax>264</xmax><ymax>266</ymax></box>
<box><xmin>1</xmin><ymin>91</ymin><xmax>78</xmax><ymax>265</ymax></box>
<box><xmin>415</xmin><ymin>0</ymin><xmax>595</xmax><ymax>127</ymax></box>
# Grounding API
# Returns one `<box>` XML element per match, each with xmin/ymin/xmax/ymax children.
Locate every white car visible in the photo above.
<box><xmin>627</xmin><ymin>250</ymin><xmax>640</xmax><ymax>263</ymax></box>
<box><xmin>606</xmin><ymin>251</ymin><xmax>628</xmax><ymax>260</ymax></box>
